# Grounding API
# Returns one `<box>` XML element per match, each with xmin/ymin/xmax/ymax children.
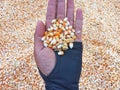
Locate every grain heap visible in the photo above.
<box><xmin>41</xmin><ymin>17</ymin><xmax>76</xmax><ymax>55</ymax></box>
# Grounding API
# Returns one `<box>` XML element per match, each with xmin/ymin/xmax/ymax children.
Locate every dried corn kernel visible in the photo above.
<box><xmin>41</xmin><ymin>17</ymin><xmax>76</xmax><ymax>55</ymax></box>
<box><xmin>58</xmin><ymin>51</ymin><xmax>64</xmax><ymax>55</ymax></box>
<box><xmin>69</xmin><ymin>42</ymin><xmax>74</xmax><ymax>49</ymax></box>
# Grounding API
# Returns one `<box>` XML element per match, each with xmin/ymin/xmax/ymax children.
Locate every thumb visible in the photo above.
<box><xmin>34</xmin><ymin>21</ymin><xmax>45</xmax><ymax>38</ymax></box>
<box><xmin>34</xmin><ymin>21</ymin><xmax>45</xmax><ymax>50</ymax></box>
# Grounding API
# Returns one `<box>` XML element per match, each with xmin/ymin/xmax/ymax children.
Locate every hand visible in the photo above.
<box><xmin>34</xmin><ymin>0</ymin><xmax>83</xmax><ymax>76</ymax></box>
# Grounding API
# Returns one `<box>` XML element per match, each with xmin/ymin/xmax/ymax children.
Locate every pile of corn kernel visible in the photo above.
<box><xmin>41</xmin><ymin>17</ymin><xmax>76</xmax><ymax>55</ymax></box>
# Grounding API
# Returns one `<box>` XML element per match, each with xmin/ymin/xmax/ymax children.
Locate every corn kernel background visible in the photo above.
<box><xmin>0</xmin><ymin>0</ymin><xmax>120</xmax><ymax>90</ymax></box>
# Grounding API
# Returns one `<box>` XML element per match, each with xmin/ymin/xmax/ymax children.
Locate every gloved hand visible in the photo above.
<box><xmin>34</xmin><ymin>0</ymin><xmax>83</xmax><ymax>79</ymax></box>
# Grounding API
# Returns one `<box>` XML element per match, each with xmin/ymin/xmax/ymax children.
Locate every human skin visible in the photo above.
<box><xmin>34</xmin><ymin>0</ymin><xmax>83</xmax><ymax>76</ymax></box>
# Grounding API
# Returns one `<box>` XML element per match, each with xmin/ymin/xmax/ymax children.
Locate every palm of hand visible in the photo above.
<box><xmin>34</xmin><ymin>0</ymin><xmax>83</xmax><ymax>76</ymax></box>
<box><xmin>34</xmin><ymin>22</ymin><xmax>56</xmax><ymax>76</ymax></box>
<box><xmin>36</xmin><ymin>48</ymin><xmax>56</xmax><ymax>76</ymax></box>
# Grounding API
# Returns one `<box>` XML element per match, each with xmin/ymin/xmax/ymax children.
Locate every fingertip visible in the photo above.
<box><xmin>37</xmin><ymin>20</ymin><xmax>44</xmax><ymax>27</ymax></box>
<box><xmin>75</xmin><ymin>9</ymin><xmax>83</xmax><ymax>42</ymax></box>
<box><xmin>77</xmin><ymin>8</ymin><xmax>82</xmax><ymax>13</ymax></box>
<box><xmin>76</xmin><ymin>9</ymin><xmax>83</xmax><ymax>20</ymax></box>
<box><xmin>36</xmin><ymin>20</ymin><xmax>43</xmax><ymax>32</ymax></box>
<box><xmin>67</xmin><ymin>0</ymin><xmax>74</xmax><ymax>26</ymax></box>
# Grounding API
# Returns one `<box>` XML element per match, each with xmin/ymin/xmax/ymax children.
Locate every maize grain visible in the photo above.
<box><xmin>41</xmin><ymin>18</ymin><xmax>76</xmax><ymax>55</ymax></box>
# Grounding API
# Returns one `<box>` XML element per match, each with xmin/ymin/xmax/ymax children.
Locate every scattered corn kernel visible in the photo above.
<box><xmin>58</xmin><ymin>51</ymin><xmax>64</xmax><ymax>55</ymax></box>
<box><xmin>69</xmin><ymin>42</ymin><xmax>74</xmax><ymax>49</ymax></box>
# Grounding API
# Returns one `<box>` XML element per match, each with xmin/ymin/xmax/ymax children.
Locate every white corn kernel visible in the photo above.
<box><xmin>61</xmin><ymin>27</ymin><xmax>65</xmax><ymax>31</ymax></box>
<box><xmin>64</xmin><ymin>31</ymin><xmax>68</xmax><ymax>35</ymax></box>
<box><xmin>60</xmin><ymin>20</ymin><xmax>63</xmax><ymax>24</ymax></box>
<box><xmin>52</xmin><ymin>45</ymin><xmax>56</xmax><ymax>49</ymax></box>
<box><xmin>50</xmin><ymin>27</ymin><xmax>54</xmax><ymax>30</ymax></box>
<box><xmin>59</xmin><ymin>24</ymin><xmax>62</xmax><ymax>28</ymax></box>
<box><xmin>52</xmin><ymin>19</ymin><xmax>56</xmax><ymax>23</ymax></box>
<box><xmin>72</xmin><ymin>29</ymin><xmax>75</xmax><ymax>32</ymax></box>
<box><xmin>53</xmin><ymin>24</ymin><xmax>56</xmax><ymax>27</ymax></box>
<box><xmin>66</xmin><ymin>26</ymin><xmax>69</xmax><ymax>30</ymax></box>
<box><xmin>56</xmin><ymin>37</ymin><xmax>59</xmax><ymax>42</ymax></box>
<box><xmin>46</xmin><ymin>36</ymin><xmax>49</xmax><ymax>40</ymax></box>
<box><xmin>49</xmin><ymin>32</ymin><xmax>54</xmax><ymax>36</ymax></box>
<box><xmin>56</xmin><ymin>22</ymin><xmax>59</xmax><ymax>26</ymax></box>
<box><xmin>57</xmin><ymin>44</ymin><xmax>62</xmax><ymax>49</ymax></box>
<box><xmin>62</xmin><ymin>46</ymin><xmax>68</xmax><ymax>50</ymax></box>
<box><xmin>62</xmin><ymin>43</ymin><xmax>68</xmax><ymax>50</ymax></box>
<box><xmin>66</xmin><ymin>21</ymin><xmax>70</xmax><ymax>26</ymax></box>
<box><xmin>68</xmin><ymin>30</ymin><xmax>71</xmax><ymax>34</ymax></box>
<box><xmin>67</xmin><ymin>35</ymin><xmax>71</xmax><ymax>38</ymax></box>
<box><xmin>44</xmin><ymin>42</ymin><xmax>48</xmax><ymax>47</ymax></box>
<box><xmin>53</xmin><ymin>27</ymin><xmax>57</xmax><ymax>30</ymax></box>
<box><xmin>41</xmin><ymin>36</ymin><xmax>45</xmax><ymax>41</ymax></box>
<box><xmin>49</xmin><ymin>37</ymin><xmax>52</xmax><ymax>41</ymax></box>
<box><xmin>60</xmin><ymin>34</ymin><xmax>64</xmax><ymax>38</ymax></box>
<box><xmin>51</xmin><ymin>38</ymin><xmax>56</xmax><ymax>44</ymax></box>
<box><xmin>48</xmin><ymin>28</ymin><xmax>51</xmax><ymax>31</ymax></box>
<box><xmin>58</xmin><ymin>51</ymin><xmax>64</xmax><ymax>55</ymax></box>
<box><xmin>70</xmin><ymin>32</ymin><xmax>75</xmax><ymax>36</ymax></box>
<box><xmin>69</xmin><ymin>25</ymin><xmax>72</xmax><ymax>29</ymax></box>
<box><xmin>64</xmin><ymin>17</ymin><xmax>68</xmax><ymax>21</ymax></box>
<box><xmin>69</xmin><ymin>42</ymin><xmax>73</xmax><ymax>49</ymax></box>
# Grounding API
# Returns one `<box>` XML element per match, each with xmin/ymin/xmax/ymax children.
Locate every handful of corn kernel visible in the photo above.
<box><xmin>41</xmin><ymin>17</ymin><xmax>76</xmax><ymax>55</ymax></box>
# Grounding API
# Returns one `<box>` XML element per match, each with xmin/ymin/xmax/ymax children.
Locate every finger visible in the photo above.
<box><xmin>67</xmin><ymin>0</ymin><xmax>74</xmax><ymax>26</ymax></box>
<box><xmin>34</xmin><ymin>21</ymin><xmax>45</xmax><ymax>50</ymax></box>
<box><xmin>46</xmin><ymin>0</ymin><xmax>57</xmax><ymax>29</ymax></box>
<box><xmin>34</xmin><ymin>21</ymin><xmax>45</xmax><ymax>37</ymax></box>
<box><xmin>57</xmin><ymin>0</ymin><xmax>65</xmax><ymax>19</ymax></box>
<box><xmin>75</xmin><ymin>9</ymin><xmax>83</xmax><ymax>42</ymax></box>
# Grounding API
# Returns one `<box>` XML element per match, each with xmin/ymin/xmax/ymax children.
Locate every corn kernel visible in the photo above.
<box><xmin>41</xmin><ymin>17</ymin><xmax>76</xmax><ymax>55</ymax></box>
<box><xmin>58</xmin><ymin>51</ymin><xmax>64</xmax><ymax>55</ymax></box>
